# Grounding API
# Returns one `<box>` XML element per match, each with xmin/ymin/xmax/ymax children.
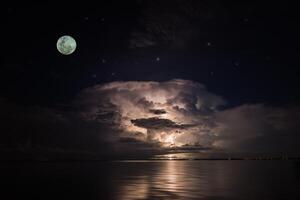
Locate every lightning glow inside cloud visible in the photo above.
<box><xmin>73</xmin><ymin>79</ymin><xmax>300</xmax><ymax>153</ymax></box>
<box><xmin>74</xmin><ymin>79</ymin><xmax>224</xmax><ymax>148</ymax></box>
<box><xmin>1</xmin><ymin>79</ymin><xmax>299</xmax><ymax>157</ymax></box>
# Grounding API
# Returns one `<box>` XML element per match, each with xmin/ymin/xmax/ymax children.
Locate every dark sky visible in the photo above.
<box><xmin>3</xmin><ymin>1</ymin><xmax>300</xmax><ymax>106</ymax></box>
<box><xmin>2</xmin><ymin>1</ymin><xmax>300</xmax><ymax>159</ymax></box>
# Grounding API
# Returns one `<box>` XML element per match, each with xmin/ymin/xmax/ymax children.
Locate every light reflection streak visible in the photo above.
<box><xmin>114</xmin><ymin>160</ymin><xmax>232</xmax><ymax>199</ymax></box>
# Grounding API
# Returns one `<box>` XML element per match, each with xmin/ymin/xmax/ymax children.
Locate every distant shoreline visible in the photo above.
<box><xmin>0</xmin><ymin>157</ymin><xmax>299</xmax><ymax>163</ymax></box>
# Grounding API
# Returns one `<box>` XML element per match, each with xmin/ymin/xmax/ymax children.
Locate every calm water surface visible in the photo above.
<box><xmin>1</xmin><ymin>160</ymin><xmax>300</xmax><ymax>200</ymax></box>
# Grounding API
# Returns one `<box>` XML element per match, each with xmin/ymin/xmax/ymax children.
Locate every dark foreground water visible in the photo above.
<box><xmin>1</xmin><ymin>160</ymin><xmax>300</xmax><ymax>200</ymax></box>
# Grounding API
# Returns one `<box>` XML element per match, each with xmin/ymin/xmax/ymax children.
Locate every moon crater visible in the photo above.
<box><xmin>56</xmin><ymin>35</ymin><xmax>76</xmax><ymax>55</ymax></box>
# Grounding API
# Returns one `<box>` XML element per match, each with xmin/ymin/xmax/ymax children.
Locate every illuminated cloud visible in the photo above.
<box><xmin>213</xmin><ymin>104</ymin><xmax>300</xmax><ymax>153</ymax></box>
<box><xmin>1</xmin><ymin>80</ymin><xmax>299</xmax><ymax>159</ymax></box>
<box><xmin>74</xmin><ymin>79</ymin><xmax>225</xmax><ymax>148</ymax></box>
<box><xmin>74</xmin><ymin>79</ymin><xmax>300</xmax><ymax>154</ymax></box>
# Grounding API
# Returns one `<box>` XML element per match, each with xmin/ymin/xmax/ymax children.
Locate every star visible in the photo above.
<box><xmin>156</xmin><ymin>57</ymin><xmax>160</xmax><ymax>61</ymax></box>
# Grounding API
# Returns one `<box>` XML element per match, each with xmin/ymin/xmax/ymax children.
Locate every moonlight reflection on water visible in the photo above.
<box><xmin>1</xmin><ymin>160</ymin><xmax>300</xmax><ymax>199</ymax></box>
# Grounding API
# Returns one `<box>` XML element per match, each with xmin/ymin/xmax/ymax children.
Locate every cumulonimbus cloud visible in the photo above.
<box><xmin>1</xmin><ymin>80</ymin><xmax>299</xmax><ymax>158</ymax></box>
<box><xmin>74</xmin><ymin>79</ymin><xmax>225</xmax><ymax>148</ymax></box>
<box><xmin>73</xmin><ymin>79</ymin><xmax>300</xmax><ymax>153</ymax></box>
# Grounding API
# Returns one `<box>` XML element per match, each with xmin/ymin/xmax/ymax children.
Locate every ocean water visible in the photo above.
<box><xmin>1</xmin><ymin>160</ymin><xmax>300</xmax><ymax>200</ymax></box>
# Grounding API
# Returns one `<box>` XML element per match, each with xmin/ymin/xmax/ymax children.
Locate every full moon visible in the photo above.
<box><xmin>56</xmin><ymin>35</ymin><xmax>77</xmax><ymax>55</ymax></box>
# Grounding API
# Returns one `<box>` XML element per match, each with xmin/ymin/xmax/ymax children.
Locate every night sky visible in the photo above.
<box><xmin>2</xmin><ymin>1</ymin><xmax>300</xmax><ymax>160</ymax></box>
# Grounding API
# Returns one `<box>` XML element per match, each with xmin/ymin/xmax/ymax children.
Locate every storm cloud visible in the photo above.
<box><xmin>149</xmin><ymin>109</ymin><xmax>167</xmax><ymax>115</ymax></box>
<box><xmin>1</xmin><ymin>79</ymin><xmax>300</xmax><ymax>159</ymax></box>
<box><xmin>130</xmin><ymin>0</ymin><xmax>226</xmax><ymax>49</ymax></box>
<box><xmin>73</xmin><ymin>79</ymin><xmax>300</xmax><ymax>153</ymax></box>
<box><xmin>131</xmin><ymin>117</ymin><xmax>195</xmax><ymax>130</ymax></box>
<box><xmin>74</xmin><ymin>79</ymin><xmax>225</xmax><ymax>148</ymax></box>
<box><xmin>213</xmin><ymin>104</ymin><xmax>300</xmax><ymax>153</ymax></box>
